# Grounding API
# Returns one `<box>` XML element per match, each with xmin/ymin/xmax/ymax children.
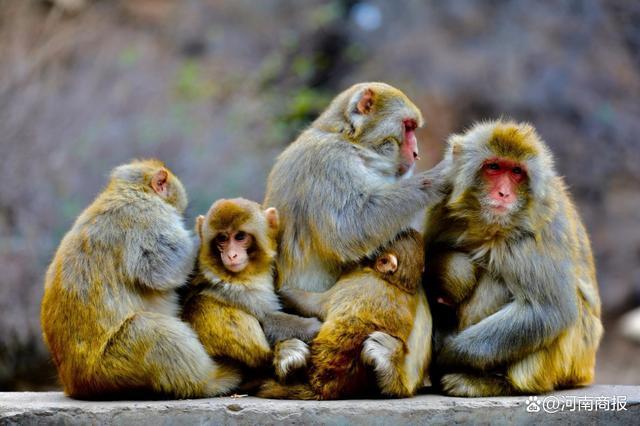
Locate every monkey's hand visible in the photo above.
<box><xmin>262</xmin><ymin>311</ymin><xmax>322</xmax><ymax>345</ymax></box>
<box><xmin>412</xmin><ymin>159</ymin><xmax>450</xmax><ymax>203</ymax></box>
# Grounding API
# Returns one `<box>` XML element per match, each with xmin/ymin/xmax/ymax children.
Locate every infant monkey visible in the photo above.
<box><xmin>260</xmin><ymin>229</ymin><xmax>432</xmax><ymax>399</ymax></box>
<box><xmin>182</xmin><ymin>198</ymin><xmax>321</xmax><ymax>382</ymax></box>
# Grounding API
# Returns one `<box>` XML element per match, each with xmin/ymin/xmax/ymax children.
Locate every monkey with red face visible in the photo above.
<box><xmin>424</xmin><ymin>120</ymin><xmax>603</xmax><ymax>396</ymax></box>
<box><xmin>182</xmin><ymin>198</ymin><xmax>321</xmax><ymax>384</ymax></box>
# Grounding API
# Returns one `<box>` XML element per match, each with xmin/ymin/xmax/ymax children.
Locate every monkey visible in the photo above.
<box><xmin>423</xmin><ymin>120</ymin><xmax>603</xmax><ymax>397</ymax></box>
<box><xmin>263</xmin><ymin>82</ymin><xmax>445</xmax><ymax>387</ymax></box>
<box><xmin>40</xmin><ymin>159</ymin><xmax>240</xmax><ymax>399</ymax></box>
<box><xmin>258</xmin><ymin>229</ymin><xmax>432</xmax><ymax>400</ymax></box>
<box><xmin>264</xmin><ymin>82</ymin><xmax>447</xmax><ymax>294</ymax></box>
<box><xmin>181</xmin><ymin>198</ymin><xmax>322</xmax><ymax>383</ymax></box>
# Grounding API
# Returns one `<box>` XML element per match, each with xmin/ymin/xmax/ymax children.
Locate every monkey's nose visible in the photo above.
<box><xmin>498</xmin><ymin>191</ymin><xmax>509</xmax><ymax>198</ymax></box>
<box><xmin>413</xmin><ymin>151</ymin><xmax>420</xmax><ymax>160</ymax></box>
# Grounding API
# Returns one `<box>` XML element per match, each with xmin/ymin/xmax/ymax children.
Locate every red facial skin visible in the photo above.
<box><xmin>399</xmin><ymin>119</ymin><xmax>419</xmax><ymax>175</ymax></box>
<box><xmin>482</xmin><ymin>158</ymin><xmax>527</xmax><ymax>213</ymax></box>
<box><xmin>216</xmin><ymin>231</ymin><xmax>253</xmax><ymax>272</ymax></box>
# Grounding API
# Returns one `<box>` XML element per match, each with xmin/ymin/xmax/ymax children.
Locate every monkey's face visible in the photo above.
<box><xmin>445</xmin><ymin>121</ymin><xmax>554</xmax><ymax>227</ymax></box>
<box><xmin>214</xmin><ymin>230</ymin><xmax>253</xmax><ymax>272</ymax></box>
<box><xmin>196</xmin><ymin>198</ymin><xmax>278</xmax><ymax>281</ymax></box>
<box><xmin>478</xmin><ymin>158</ymin><xmax>528</xmax><ymax>221</ymax></box>
<box><xmin>338</xmin><ymin>83</ymin><xmax>423</xmax><ymax>177</ymax></box>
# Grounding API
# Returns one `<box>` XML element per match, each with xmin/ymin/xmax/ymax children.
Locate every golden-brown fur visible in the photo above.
<box><xmin>425</xmin><ymin>121</ymin><xmax>603</xmax><ymax>396</ymax></box>
<box><xmin>260</xmin><ymin>230</ymin><xmax>432</xmax><ymax>399</ymax></box>
<box><xmin>182</xmin><ymin>198</ymin><xmax>320</xmax><ymax>386</ymax></box>
<box><xmin>41</xmin><ymin>159</ymin><xmax>239</xmax><ymax>399</ymax></box>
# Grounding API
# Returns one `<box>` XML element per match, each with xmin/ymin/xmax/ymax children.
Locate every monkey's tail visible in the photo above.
<box><xmin>257</xmin><ymin>379</ymin><xmax>319</xmax><ymax>400</ymax></box>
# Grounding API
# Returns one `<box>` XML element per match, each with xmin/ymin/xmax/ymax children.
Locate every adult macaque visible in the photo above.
<box><xmin>424</xmin><ymin>121</ymin><xmax>603</xmax><ymax>396</ymax></box>
<box><xmin>182</xmin><ymin>198</ymin><xmax>321</xmax><ymax>382</ymax></box>
<box><xmin>41</xmin><ymin>160</ymin><xmax>239</xmax><ymax>399</ymax></box>
<box><xmin>260</xmin><ymin>229</ymin><xmax>431</xmax><ymax>399</ymax></box>
<box><xmin>264</xmin><ymin>82</ymin><xmax>447</xmax><ymax>293</ymax></box>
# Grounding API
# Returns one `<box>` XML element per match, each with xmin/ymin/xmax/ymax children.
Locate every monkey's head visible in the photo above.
<box><xmin>444</xmin><ymin>120</ymin><xmax>555</xmax><ymax>227</ymax></box>
<box><xmin>371</xmin><ymin>229</ymin><xmax>425</xmax><ymax>293</ymax></box>
<box><xmin>315</xmin><ymin>82</ymin><xmax>424</xmax><ymax>177</ymax></box>
<box><xmin>196</xmin><ymin>198</ymin><xmax>278</xmax><ymax>282</ymax></box>
<box><xmin>110</xmin><ymin>159</ymin><xmax>188</xmax><ymax>212</ymax></box>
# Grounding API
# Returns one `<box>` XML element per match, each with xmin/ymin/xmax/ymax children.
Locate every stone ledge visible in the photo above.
<box><xmin>0</xmin><ymin>385</ymin><xmax>638</xmax><ymax>425</ymax></box>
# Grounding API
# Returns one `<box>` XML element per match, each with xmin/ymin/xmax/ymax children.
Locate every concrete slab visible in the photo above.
<box><xmin>0</xmin><ymin>385</ymin><xmax>638</xmax><ymax>425</ymax></box>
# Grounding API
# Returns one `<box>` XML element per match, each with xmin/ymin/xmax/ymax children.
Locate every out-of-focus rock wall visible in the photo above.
<box><xmin>0</xmin><ymin>0</ymin><xmax>638</xmax><ymax>389</ymax></box>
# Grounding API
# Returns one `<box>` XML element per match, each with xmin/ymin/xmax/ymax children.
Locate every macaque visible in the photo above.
<box><xmin>259</xmin><ymin>229</ymin><xmax>432</xmax><ymax>399</ymax></box>
<box><xmin>41</xmin><ymin>159</ymin><xmax>239</xmax><ymax>399</ymax></box>
<box><xmin>424</xmin><ymin>120</ymin><xmax>603</xmax><ymax>396</ymax></box>
<box><xmin>264</xmin><ymin>82</ymin><xmax>447</xmax><ymax>294</ymax></box>
<box><xmin>182</xmin><ymin>198</ymin><xmax>321</xmax><ymax>382</ymax></box>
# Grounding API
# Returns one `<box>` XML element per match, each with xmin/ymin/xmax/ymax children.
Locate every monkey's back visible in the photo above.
<box><xmin>40</xmin><ymin>191</ymin><xmax>178</xmax><ymax>384</ymax></box>
<box><xmin>308</xmin><ymin>271</ymin><xmax>417</xmax><ymax>398</ymax></box>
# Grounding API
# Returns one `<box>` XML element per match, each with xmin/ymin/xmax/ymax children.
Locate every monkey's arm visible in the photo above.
<box><xmin>278</xmin><ymin>287</ymin><xmax>330</xmax><ymax>320</ymax></box>
<box><xmin>426</xmin><ymin>249</ymin><xmax>477</xmax><ymax>305</ymax></box>
<box><xmin>326</xmin><ymin>157</ymin><xmax>449</xmax><ymax>261</ymax></box>
<box><xmin>124</xmin><ymin>217</ymin><xmax>196</xmax><ymax>291</ymax></box>
<box><xmin>261</xmin><ymin>311</ymin><xmax>321</xmax><ymax>345</ymax></box>
<box><xmin>437</xmin><ymin>240</ymin><xmax>578</xmax><ymax>370</ymax></box>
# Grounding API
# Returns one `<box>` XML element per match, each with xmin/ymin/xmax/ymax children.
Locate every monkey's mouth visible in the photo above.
<box><xmin>223</xmin><ymin>260</ymin><xmax>248</xmax><ymax>272</ymax></box>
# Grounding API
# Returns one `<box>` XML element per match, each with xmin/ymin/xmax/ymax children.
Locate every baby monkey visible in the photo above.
<box><xmin>182</xmin><ymin>198</ymin><xmax>321</xmax><ymax>383</ymax></box>
<box><xmin>260</xmin><ymin>229</ymin><xmax>432</xmax><ymax>399</ymax></box>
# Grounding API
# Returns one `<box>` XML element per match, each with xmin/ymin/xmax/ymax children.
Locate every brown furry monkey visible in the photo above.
<box><xmin>182</xmin><ymin>198</ymin><xmax>321</xmax><ymax>382</ymax></box>
<box><xmin>264</xmin><ymin>82</ymin><xmax>447</xmax><ymax>294</ymax></box>
<box><xmin>259</xmin><ymin>229</ymin><xmax>432</xmax><ymax>399</ymax></box>
<box><xmin>424</xmin><ymin>120</ymin><xmax>603</xmax><ymax>396</ymax></box>
<box><xmin>41</xmin><ymin>159</ymin><xmax>239</xmax><ymax>399</ymax></box>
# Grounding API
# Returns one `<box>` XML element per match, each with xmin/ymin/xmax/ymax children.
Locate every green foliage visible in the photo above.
<box><xmin>175</xmin><ymin>61</ymin><xmax>218</xmax><ymax>101</ymax></box>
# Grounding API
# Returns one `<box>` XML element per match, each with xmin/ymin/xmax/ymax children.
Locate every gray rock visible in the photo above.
<box><xmin>0</xmin><ymin>386</ymin><xmax>638</xmax><ymax>425</ymax></box>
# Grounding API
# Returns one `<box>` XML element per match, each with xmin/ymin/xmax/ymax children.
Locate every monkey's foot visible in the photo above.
<box><xmin>362</xmin><ymin>331</ymin><xmax>402</xmax><ymax>374</ymax></box>
<box><xmin>207</xmin><ymin>364</ymin><xmax>242</xmax><ymax>396</ymax></box>
<box><xmin>441</xmin><ymin>373</ymin><xmax>513</xmax><ymax>397</ymax></box>
<box><xmin>274</xmin><ymin>339</ymin><xmax>310</xmax><ymax>381</ymax></box>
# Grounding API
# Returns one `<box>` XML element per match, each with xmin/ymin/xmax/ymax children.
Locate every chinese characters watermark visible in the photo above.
<box><xmin>525</xmin><ymin>395</ymin><xmax>628</xmax><ymax>413</ymax></box>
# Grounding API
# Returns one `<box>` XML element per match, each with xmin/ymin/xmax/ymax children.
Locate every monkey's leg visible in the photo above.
<box><xmin>361</xmin><ymin>293</ymin><xmax>432</xmax><ymax>397</ymax></box>
<box><xmin>273</xmin><ymin>338</ymin><xmax>310</xmax><ymax>382</ymax></box>
<box><xmin>361</xmin><ymin>331</ymin><xmax>415</xmax><ymax>397</ymax></box>
<box><xmin>507</xmin><ymin>318</ymin><xmax>601</xmax><ymax>394</ymax></box>
<box><xmin>440</xmin><ymin>372</ymin><xmax>514</xmax><ymax>397</ymax></box>
<box><xmin>184</xmin><ymin>297</ymin><xmax>272</xmax><ymax>368</ymax></box>
<box><xmin>99</xmin><ymin>311</ymin><xmax>240</xmax><ymax>398</ymax></box>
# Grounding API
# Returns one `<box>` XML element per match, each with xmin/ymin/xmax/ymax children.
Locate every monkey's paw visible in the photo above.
<box><xmin>361</xmin><ymin>331</ymin><xmax>401</xmax><ymax>372</ymax></box>
<box><xmin>441</xmin><ymin>373</ymin><xmax>509</xmax><ymax>397</ymax></box>
<box><xmin>274</xmin><ymin>338</ymin><xmax>310</xmax><ymax>381</ymax></box>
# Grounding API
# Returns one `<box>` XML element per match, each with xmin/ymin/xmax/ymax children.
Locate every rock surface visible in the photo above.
<box><xmin>0</xmin><ymin>386</ymin><xmax>638</xmax><ymax>425</ymax></box>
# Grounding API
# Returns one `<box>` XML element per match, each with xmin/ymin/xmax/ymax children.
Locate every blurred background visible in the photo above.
<box><xmin>1</xmin><ymin>0</ymin><xmax>639</xmax><ymax>390</ymax></box>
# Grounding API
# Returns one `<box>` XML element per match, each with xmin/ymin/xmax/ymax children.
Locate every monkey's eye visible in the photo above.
<box><xmin>380</xmin><ymin>257</ymin><xmax>388</xmax><ymax>265</ymax></box>
<box><xmin>512</xmin><ymin>167</ymin><xmax>523</xmax><ymax>175</ymax></box>
<box><xmin>215</xmin><ymin>234</ymin><xmax>228</xmax><ymax>244</ymax></box>
<box><xmin>234</xmin><ymin>231</ymin><xmax>247</xmax><ymax>241</ymax></box>
<box><xmin>487</xmin><ymin>162</ymin><xmax>500</xmax><ymax>171</ymax></box>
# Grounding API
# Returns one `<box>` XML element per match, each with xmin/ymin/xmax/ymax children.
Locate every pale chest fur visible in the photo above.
<box><xmin>202</xmin><ymin>271</ymin><xmax>281</xmax><ymax>318</ymax></box>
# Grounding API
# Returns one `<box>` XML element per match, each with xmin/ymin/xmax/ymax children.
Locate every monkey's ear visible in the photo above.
<box><xmin>264</xmin><ymin>207</ymin><xmax>279</xmax><ymax>231</ymax></box>
<box><xmin>195</xmin><ymin>215</ymin><xmax>205</xmax><ymax>240</ymax></box>
<box><xmin>151</xmin><ymin>169</ymin><xmax>169</xmax><ymax>197</ymax></box>
<box><xmin>375</xmin><ymin>253</ymin><xmax>398</xmax><ymax>274</ymax></box>
<box><xmin>355</xmin><ymin>88</ymin><xmax>375</xmax><ymax>114</ymax></box>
